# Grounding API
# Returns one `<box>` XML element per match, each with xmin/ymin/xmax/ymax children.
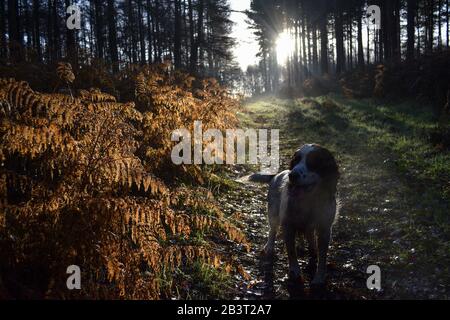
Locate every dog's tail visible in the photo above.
<box><xmin>247</xmin><ymin>173</ymin><xmax>276</xmax><ymax>184</ymax></box>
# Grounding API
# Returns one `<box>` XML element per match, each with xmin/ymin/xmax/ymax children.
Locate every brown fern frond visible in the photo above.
<box><xmin>57</xmin><ymin>62</ymin><xmax>75</xmax><ymax>84</ymax></box>
<box><xmin>80</xmin><ymin>88</ymin><xmax>116</xmax><ymax>103</ymax></box>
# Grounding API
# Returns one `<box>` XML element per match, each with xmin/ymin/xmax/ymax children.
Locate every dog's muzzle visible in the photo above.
<box><xmin>288</xmin><ymin>171</ymin><xmax>316</xmax><ymax>196</ymax></box>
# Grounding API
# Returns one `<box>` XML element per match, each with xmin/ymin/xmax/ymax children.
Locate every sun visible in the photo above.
<box><xmin>276</xmin><ymin>30</ymin><xmax>295</xmax><ymax>65</ymax></box>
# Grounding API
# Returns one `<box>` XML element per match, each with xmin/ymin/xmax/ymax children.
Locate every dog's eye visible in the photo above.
<box><xmin>306</xmin><ymin>153</ymin><xmax>321</xmax><ymax>171</ymax></box>
<box><xmin>307</xmin><ymin>152</ymin><xmax>337</xmax><ymax>175</ymax></box>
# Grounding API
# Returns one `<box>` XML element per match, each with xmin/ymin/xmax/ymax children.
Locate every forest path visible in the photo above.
<box><xmin>218</xmin><ymin>96</ymin><xmax>449</xmax><ymax>300</ymax></box>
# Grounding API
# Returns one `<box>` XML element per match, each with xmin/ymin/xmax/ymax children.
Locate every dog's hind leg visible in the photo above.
<box><xmin>311</xmin><ymin>226</ymin><xmax>331</xmax><ymax>286</ymax></box>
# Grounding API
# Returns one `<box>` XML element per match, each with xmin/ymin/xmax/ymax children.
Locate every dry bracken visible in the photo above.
<box><xmin>0</xmin><ymin>65</ymin><xmax>245</xmax><ymax>299</ymax></box>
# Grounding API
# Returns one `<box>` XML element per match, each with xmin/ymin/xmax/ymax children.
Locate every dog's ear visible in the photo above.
<box><xmin>322</xmin><ymin>154</ymin><xmax>339</xmax><ymax>194</ymax></box>
<box><xmin>322</xmin><ymin>155</ymin><xmax>339</xmax><ymax>179</ymax></box>
<box><xmin>307</xmin><ymin>148</ymin><xmax>339</xmax><ymax>179</ymax></box>
<box><xmin>289</xmin><ymin>152</ymin><xmax>301</xmax><ymax>170</ymax></box>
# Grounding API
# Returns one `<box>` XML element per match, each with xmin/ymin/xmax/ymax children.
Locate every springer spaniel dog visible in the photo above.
<box><xmin>250</xmin><ymin>144</ymin><xmax>339</xmax><ymax>286</ymax></box>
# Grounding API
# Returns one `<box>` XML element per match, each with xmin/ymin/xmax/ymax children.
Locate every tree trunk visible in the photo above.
<box><xmin>153</xmin><ymin>1</ymin><xmax>162</xmax><ymax>62</ymax></box>
<box><xmin>94</xmin><ymin>0</ymin><xmax>104</xmax><ymax>59</ymax></box>
<box><xmin>427</xmin><ymin>0</ymin><xmax>434</xmax><ymax>52</ymax></box>
<box><xmin>319</xmin><ymin>10</ymin><xmax>328</xmax><ymax>75</ymax></box>
<box><xmin>0</xmin><ymin>0</ymin><xmax>7</xmax><ymax>59</ymax></box>
<box><xmin>382</xmin><ymin>0</ymin><xmax>392</xmax><ymax>61</ymax></box>
<box><xmin>378</xmin><ymin>24</ymin><xmax>383</xmax><ymax>62</ymax></box>
<box><xmin>126</xmin><ymin>0</ymin><xmax>137</xmax><ymax>63</ymax></box>
<box><xmin>174</xmin><ymin>0</ymin><xmax>182</xmax><ymax>68</ymax></box>
<box><xmin>8</xmin><ymin>0</ymin><xmax>21</xmax><ymax>61</ymax></box>
<box><xmin>312</xmin><ymin>26</ymin><xmax>318</xmax><ymax>73</ymax></box>
<box><xmin>137</xmin><ymin>0</ymin><xmax>146</xmax><ymax>63</ymax></box>
<box><xmin>357</xmin><ymin>6</ymin><xmax>364</xmax><ymax>69</ymax></box>
<box><xmin>107</xmin><ymin>0</ymin><xmax>119</xmax><ymax>71</ymax></box>
<box><xmin>188</xmin><ymin>0</ymin><xmax>196</xmax><ymax>72</ymax></box>
<box><xmin>335</xmin><ymin>0</ymin><xmax>345</xmax><ymax>74</ymax></box>
<box><xmin>263</xmin><ymin>52</ymin><xmax>270</xmax><ymax>92</ymax></box>
<box><xmin>52</xmin><ymin>0</ymin><xmax>60</xmax><ymax>61</ymax></box>
<box><xmin>294</xmin><ymin>20</ymin><xmax>300</xmax><ymax>83</ymax></box>
<box><xmin>146</xmin><ymin>0</ymin><xmax>153</xmax><ymax>63</ymax></box>
<box><xmin>65</xmin><ymin>0</ymin><xmax>77</xmax><ymax>67</ymax></box>
<box><xmin>438</xmin><ymin>0</ymin><xmax>442</xmax><ymax>49</ymax></box>
<box><xmin>197</xmin><ymin>0</ymin><xmax>204</xmax><ymax>71</ymax></box>
<box><xmin>153</xmin><ymin>0</ymin><xmax>161</xmax><ymax>61</ymax></box>
<box><xmin>301</xmin><ymin>14</ymin><xmax>307</xmax><ymax>76</ymax></box>
<box><xmin>23</xmin><ymin>0</ymin><xmax>32</xmax><ymax>50</ymax></box>
<box><xmin>447</xmin><ymin>0</ymin><xmax>449</xmax><ymax>47</ymax></box>
<box><xmin>366</xmin><ymin>23</ymin><xmax>370</xmax><ymax>65</ymax></box>
<box><xmin>417</xmin><ymin>13</ymin><xmax>421</xmax><ymax>56</ymax></box>
<box><xmin>270</xmin><ymin>47</ymin><xmax>279</xmax><ymax>91</ymax></box>
<box><xmin>47</xmin><ymin>0</ymin><xmax>53</xmax><ymax>62</ymax></box>
<box><xmin>306</xmin><ymin>18</ymin><xmax>312</xmax><ymax>72</ymax></box>
<box><xmin>407</xmin><ymin>0</ymin><xmax>417</xmax><ymax>60</ymax></box>
<box><xmin>32</xmin><ymin>0</ymin><xmax>41</xmax><ymax>60</ymax></box>
<box><xmin>393</xmin><ymin>0</ymin><xmax>401</xmax><ymax>61</ymax></box>
<box><xmin>182</xmin><ymin>1</ymin><xmax>188</xmax><ymax>66</ymax></box>
<box><xmin>348</xmin><ymin>17</ymin><xmax>353</xmax><ymax>69</ymax></box>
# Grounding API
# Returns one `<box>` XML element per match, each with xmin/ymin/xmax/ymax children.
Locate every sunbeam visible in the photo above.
<box><xmin>276</xmin><ymin>30</ymin><xmax>295</xmax><ymax>65</ymax></box>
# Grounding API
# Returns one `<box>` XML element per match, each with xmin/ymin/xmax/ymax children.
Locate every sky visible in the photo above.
<box><xmin>229</xmin><ymin>0</ymin><xmax>260</xmax><ymax>71</ymax></box>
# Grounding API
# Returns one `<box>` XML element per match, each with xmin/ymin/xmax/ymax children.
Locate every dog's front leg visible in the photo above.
<box><xmin>283</xmin><ymin>224</ymin><xmax>301</xmax><ymax>280</ymax></box>
<box><xmin>264</xmin><ymin>226</ymin><xmax>277</xmax><ymax>257</ymax></box>
<box><xmin>305</xmin><ymin>229</ymin><xmax>317</xmax><ymax>277</ymax></box>
<box><xmin>311</xmin><ymin>226</ymin><xmax>331</xmax><ymax>286</ymax></box>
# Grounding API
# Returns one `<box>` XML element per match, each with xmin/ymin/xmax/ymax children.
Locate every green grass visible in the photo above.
<box><xmin>243</xmin><ymin>94</ymin><xmax>449</xmax><ymax>206</ymax></box>
<box><xmin>336</xmin><ymin>97</ymin><xmax>450</xmax><ymax>201</ymax></box>
<box><xmin>172</xmin><ymin>261</ymin><xmax>233</xmax><ymax>300</ymax></box>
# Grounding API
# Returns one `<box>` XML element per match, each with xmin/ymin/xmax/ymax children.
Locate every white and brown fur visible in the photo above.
<box><xmin>250</xmin><ymin>144</ymin><xmax>339</xmax><ymax>286</ymax></box>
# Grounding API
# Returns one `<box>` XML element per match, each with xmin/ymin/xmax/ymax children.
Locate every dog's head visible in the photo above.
<box><xmin>288</xmin><ymin>144</ymin><xmax>339</xmax><ymax>198</ymax></box>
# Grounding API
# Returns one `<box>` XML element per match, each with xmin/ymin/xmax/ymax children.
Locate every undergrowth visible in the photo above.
<box><xmin>0</xmin><ymin>62</ymin><xmax>248</xmax><ymax>299</ymax></box>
